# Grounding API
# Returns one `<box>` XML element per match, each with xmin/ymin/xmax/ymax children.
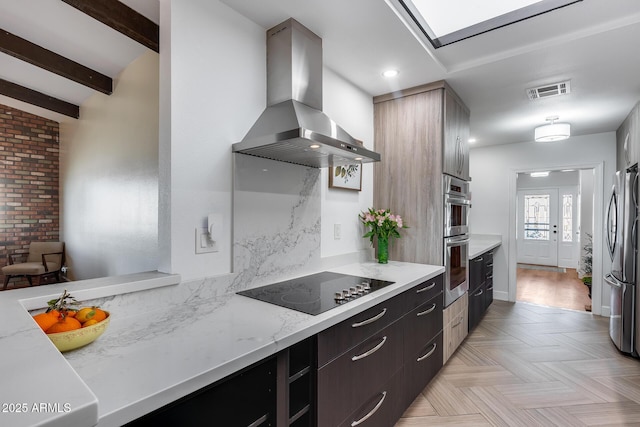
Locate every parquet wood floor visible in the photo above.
<box><xmin>397</xmin><ymin>300</ymin><xmax>640</xmax><ymax>426</ymax></box>
<box><xmin>516</xmin><ymin>267</ymin><xmax>592</xmax><ymax>312</ymax></box>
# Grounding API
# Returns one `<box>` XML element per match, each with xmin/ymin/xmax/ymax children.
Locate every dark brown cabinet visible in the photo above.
<box><xmin>402</xmin><ymin>285</ymin><xmax>443</xmax><ymax>407</ymax></box>
<box><xmin>278</xmin><ymin>337</ymin><xmax>316</xmax><ymax>426</ymax></box>
<box><xmin>317</xmin><ymin>275</ymin><xmax>444</xmax><ymax>427</ymax></box>
<box><xmin>468</xmin><ymin>250</ymin><xmax>494</xmax><ymax>332</ymax></box>
<box><xmin>125</xmin><ymin>356</ymin><xmax>277</xmax><ymax>427</ymax></box>
<box><xmin>128</xmin><ymin>275</ymin><xmax>445</xmax><ymax>427</ymax></box>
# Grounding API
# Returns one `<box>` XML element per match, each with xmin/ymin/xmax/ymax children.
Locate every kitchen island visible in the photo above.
<box><xmin>0</xmin><ymin>261</ymin><xmax>443</xmax><ymax>427</ymax></box>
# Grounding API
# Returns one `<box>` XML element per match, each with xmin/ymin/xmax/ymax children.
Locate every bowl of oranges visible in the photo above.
<box><xmin>32</xmin><ymin>290</ymin><xmax>110</xmax><ymax>352</ymax></box>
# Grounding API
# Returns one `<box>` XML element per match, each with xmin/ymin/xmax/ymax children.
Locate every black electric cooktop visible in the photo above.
<box><xmin>237</xmin><ymin>271</ymin><xmax>395</xmax><ymax>315</ymax></box>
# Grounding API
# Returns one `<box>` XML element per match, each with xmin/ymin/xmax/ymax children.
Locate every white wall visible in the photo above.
<box><xmin>469</xmin><ymin>132</ymin><xmax>616</xmax><ymax>315</ymax></box>
<box><xmin>516</xmin><ymin>170</ymin><xmax>579</xmax><ymax>189</ymax></box>
<box><xmin>59</xmin><ymin>51</ymin><xmax>159</xmax><ymax>280</ymax></box>
<box><xmin>159</xmin><ymin>0</ymin><xmax>376</xmax><ymax>281</ymax></box>
<box><xmin>578</xmin><ymin>169</ymin><xmax>595</xmax><ymax>277</ymax></box>
<box><xmin>321</xmin><ymin>68</ymin><xmax>374</xmax><ymax>257</ymax></box>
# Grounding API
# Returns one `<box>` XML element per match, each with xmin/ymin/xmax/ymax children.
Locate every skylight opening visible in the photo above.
<box><xmin>388</xmin><ymin>0</ymin><xmax>583</xmax><ymax>49</ymax></box>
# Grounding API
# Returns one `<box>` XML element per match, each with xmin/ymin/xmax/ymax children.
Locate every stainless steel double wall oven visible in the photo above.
<box><xmin>443</xmin><ymin>175</ymin><xmax>471</xmax><ymax>307</ymax></box>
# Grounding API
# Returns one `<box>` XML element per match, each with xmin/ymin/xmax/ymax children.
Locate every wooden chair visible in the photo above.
<box><xmin>2</xmin><ymin>242</ymin><xmax>65</xmax><ymax>290</ymax></box>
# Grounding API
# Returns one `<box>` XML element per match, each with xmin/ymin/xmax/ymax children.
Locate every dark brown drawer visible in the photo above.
<box><xmin>403</xmin><ymin>332</ymin><xmax>443</xmax><ymax>407</ymax></box>
<box><xmin>317</xmin><ymin>294</ymin><xmax>405</xmax><ymax>367</ymax></box>
<box><xmin>338</xmin><ymin>369</ymin><xmax>404</xmax><ymax>427</ymax></box>
<box><xmin>404</xmin><ymin>274</ymin><xmax>443</xmax><ymax>312</ymax></box>
<box><xmin>317</xmin><ymin>320</ymin><xmax>403</xmax><ymax>427</ymax></box>
<box><xmin>403</xmin><ymin>293</ymin><xmax>443</xmax><ymax>358</ymax></box>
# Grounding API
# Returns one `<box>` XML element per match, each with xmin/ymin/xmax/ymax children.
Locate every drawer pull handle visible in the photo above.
<box><xmin>417</xmin><ymin>343</ymin><xmax>437</xmax><ymax>362</ymax></box>
<box><xmin>476</xmin><ymin>257</ymin><xmax>484</xmax><ymax>262</ymax></box>
<box><xmin>352</xmin><ymin>308</ymin><xmax>387</xmax><ymax>328</ymax></box>
<box><xmin>473</xmin><ymin>288</ymin><xmax>484</xmax><ymax>297</ymax></box>
<box><xmin>452</xmin><ymin>316</ymin><xmax>463</xmax><ymax>327</ymax></box>
<box><xmin>416</xmin><ymin>282</ymin><xmax>436</xmax><ymax>293</ymax></box>
<box><xmin>487</xmin><ymin>286</ymin><xmax>494</xmax><ymax>291</ymax></box>
<box><xmin>352</xmin><ymin>336</ymin><xmax>387</xmax><ymax>362</ymax></box>
<box><xmin>417</xmin><ymin>303</ymin><xmax>437</xmax><ymax>317</ymax></box>
<box><xmin>351</xmin><ymin>391</ymin><xmax>387</xmax><ymax>426</ymax></box>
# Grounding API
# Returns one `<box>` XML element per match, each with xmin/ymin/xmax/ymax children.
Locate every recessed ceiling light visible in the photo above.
<box><xmin>468</xmin><ymin>138</ymin><xmax>476</xmax><ymax>144</ymax></box>
<box><xmin>309</xmin><ymin>144</ymin><xmax>320</xmax><ymax>149</ymax></box>
<box><xmin>561</xmin><ymin>169</ymin><xmax>575</xmax><ymax>172</ymax></box>
<box><xmin>354</xmin><ymin>157</ymin><xmax>363</xmax><ymax>161</ymax></box>
<box><xmin>382</xmin><ymin>69</ymin><xmax>399</xmax><ymax>78</ymax></box>
<box><xmin>530</xmin><ymin>171</ymin><xmax>550</xmax><ymax>178</ymax></box>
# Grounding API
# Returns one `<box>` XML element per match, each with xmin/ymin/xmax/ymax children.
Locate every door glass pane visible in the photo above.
<box><xmin>562</xmin><ymin>194</ymin><xmax>573</xmax><ymax>242</ymax></box>
<box><xmin>524</xmin><ymin>195</ymin><xmax>550</xmax><ymax>240</ymax></box>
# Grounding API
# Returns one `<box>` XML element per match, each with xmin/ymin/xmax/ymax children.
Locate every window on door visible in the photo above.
<box><xmin>524</xmin><ymin>195</ymin><xmax>550</xmax><ymax>240</ymax></box>
<box><xmin>562</xmin><ymin>194</ymin><xmax>573</xmax><ymax>242</ymax></box>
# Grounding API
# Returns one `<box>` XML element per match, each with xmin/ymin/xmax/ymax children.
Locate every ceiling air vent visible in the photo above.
<box><xmin>526</xmin><ymin>81</ymin><xmax>571</xmax><ymax>100</ymax></box>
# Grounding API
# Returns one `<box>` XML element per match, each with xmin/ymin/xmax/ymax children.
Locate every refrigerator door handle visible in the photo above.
<box><xmin>604</xmin><ymin>273</ymin><xmax>623</xmax><ymax>289</ymax></box>
<box><xmin>606</xmin><ymin>187</ymin><xmax>617</xmax><ymax>260</ymax></box>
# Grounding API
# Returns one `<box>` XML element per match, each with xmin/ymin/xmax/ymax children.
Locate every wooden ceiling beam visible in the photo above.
<box><xmin>0</xmin><ymin>79</ymin><xmax>79</xmax><ymax>119</ymax></box>
<box><xmin>61</xmin><ymin>0</ymin><xmax>159</xmax><ymax>53</ymax></box>
<box><xmin>0</xmin><ymin>29</ymin><xmax>112</xmax><ymax>95</ymax></box>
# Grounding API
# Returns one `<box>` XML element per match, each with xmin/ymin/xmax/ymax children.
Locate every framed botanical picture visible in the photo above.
<box><xmin>329</xmin><ymin>164</ymin><xmax>362</xmax><ymax>191</ymax></box>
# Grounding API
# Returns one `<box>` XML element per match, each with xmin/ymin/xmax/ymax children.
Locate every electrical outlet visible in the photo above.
<box><xmin>334</xmin><ymin>224</ymin><xmax>341</xmax><ymax>240</ymax></box>
<box><xmin>195</xmin><ymin>227</ymin><xmax>218</xmax><ymax>254</ymax></box>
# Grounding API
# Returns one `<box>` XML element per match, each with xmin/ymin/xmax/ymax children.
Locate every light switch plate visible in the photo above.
<box><xmin>334</xmin><ymin>224</ymin><xmax>341</xmax><ymax>240</ymax></box>
<box><xmin>195</xmin><ymin>227</ymin><xmax>218</xmax><ymax>254</ymax></box>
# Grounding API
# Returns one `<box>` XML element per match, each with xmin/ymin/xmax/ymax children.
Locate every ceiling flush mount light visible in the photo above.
<box><xmin>309</xmin><ymin>144</ymin><xmax>321</xmax><ymax>149</ymax></box>
<box><xmin>534</xmin><ymin>116</ymin><xmax>570</xmax><ymax>142</ymax></box>
<box><xmin>468</xmin><ymin>138</ymin><xmax>476</xmax><ymax>144</ymax></box>
<box><xmin>530</xmin><ymin>171</ymin><xmax>550</xmax><ymax>178</ymax></box>
<box><xmin>382</xmin><ymin>69</ymin><xmax>399</xmax><ymax>78</ymax></box>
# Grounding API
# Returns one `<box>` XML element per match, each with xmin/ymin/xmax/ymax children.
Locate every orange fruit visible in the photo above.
<box><xmin>33</xmin><ymin>311</ymin><xmax>60</xmax><ymax>332</ymax></box>
<box><xmin>46</xmin><ymin>316</ymin><xmax>82</xmax><ymax>333</ymax></box>
<box><xmin>82</xmin><ymin>319</ymin><xmax>99</xmax><ymax>327</ymax></box>
<box><xmin>92</xmin><ymin>308</ymin><xmax>107</xmax><ymax>322</ymax></box>
<box><xmin>75</xmin><ymin>307</ymin><xmax>96</xmax><ymax>323</ymax></box>
<box><xmin>63</xmin><ymin>310</ymin><xmax>77</xmax><ymax>318</ymax></box>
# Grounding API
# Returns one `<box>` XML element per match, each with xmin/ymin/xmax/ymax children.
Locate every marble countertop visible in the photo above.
<box><xmin>0</xmin><ymin>262</ymin><xmax>443</xmax><ymax>427</ymax></box>
<box><xmin>469</xmin><ymin>234</ymin><xmax>502</xmax><ymax>259</ymax></box>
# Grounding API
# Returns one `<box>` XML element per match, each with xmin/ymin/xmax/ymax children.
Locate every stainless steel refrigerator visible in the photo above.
<box><xmin>605</xmin><ymin>168</ymin><xmax>638</xmax><ymax>356</ymax></box>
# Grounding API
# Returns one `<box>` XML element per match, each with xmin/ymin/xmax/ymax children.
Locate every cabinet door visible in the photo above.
<box><xmin>403</xmin><ymin>292</ymin><xmax>443</xmax><ymax>359</ymax></box>
<box><xmin>469</xmin><ymin>255</ymin><xmax>485</xmax><ymax>294</ymax></box>
<box><xmin>317</xmin><ymin>295</ymin><xmax>405</xmax><ymax>367</ymax></box>
<box><xmin>484</xmin><ymin>253</ymin><xmax>494</xmax><ymax>312</ymax></box>
<box><xmin>468</xmin><ymin>283</ymin><xmax>485</xmax><ymax>332</ymax></box>
<box><xmin>403</xmin><ymin>333</ymin><xmax>443</xmax><ymax>408</ymax></box>
<box><xmin>630</xmin><ymin>101</ymin><xmax>639</xmax><ymax>166</ymax></box>
<box><xmin>338</xmin><ymin>370</ymin><xmax>405</xmax><ymax>427</ymax></box>
<box><xmin>317</xmin><ymin>321</ymin><xmax>403</xmax><ymax>427</ymax></box>
<box><xmin>443</xmin><ymin>90</ymin><xmax>470</xmax><ymax>181</ymax></box>
<box><xmin>617</xmin><ymin>101</ymin><xmax>639</xmax><ymax>169</ymax></box>
<box><xmin>126</xmin><ymin>357</ymin><xmax>277</xmax><ymax>427</ymax></box>
<box><xmin>374</xmin><ymin>90</ymin><xmax>444</xmax><ymax>265</ymax></box>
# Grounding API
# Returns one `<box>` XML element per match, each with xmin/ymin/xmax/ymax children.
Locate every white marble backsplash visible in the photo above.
<box><xmin>231</xmin><ymin>154</ymin><xmax>322</xmax><ymax>291</ymax></box>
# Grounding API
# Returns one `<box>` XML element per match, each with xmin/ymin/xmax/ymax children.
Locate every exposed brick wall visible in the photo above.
<box><xmin>0</xmin><ymin>104</ymin><xmax>60</xmax><ymax>285</ymax></box>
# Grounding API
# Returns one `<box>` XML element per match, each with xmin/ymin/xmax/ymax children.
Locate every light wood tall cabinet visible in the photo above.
<box><xmin>443</xmin><ymin>89</ymin><xmax>471</xmax><ymax>181</ymax></box>
<box><xmin>373</xmin><ymin>80</ymin><xmax>471</xmax><ymax>266</ymax></box>
<box><xmin>617</xmin><ymin>100</ymin><xmax>639</xmax><ymax>171</ymax></box>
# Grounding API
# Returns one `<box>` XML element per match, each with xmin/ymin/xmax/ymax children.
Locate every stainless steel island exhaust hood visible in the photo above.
<box><xmin>232</xmin><ymin>18</ymin><xmax>381</xmax><ymax>168</ymax></box>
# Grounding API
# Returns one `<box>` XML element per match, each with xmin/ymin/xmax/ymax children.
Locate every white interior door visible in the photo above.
<box><xmin>557</xmin><ymin>186</ymin><xmax>580</xmax><ymax>268</ymax></box>
<box><xmin>517</xmin><ymin>189</ymin><xmax>559</xmax><ymax>266</ymax></box>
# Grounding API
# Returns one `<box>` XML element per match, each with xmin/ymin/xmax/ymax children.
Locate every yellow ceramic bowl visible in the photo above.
<box><xmin>47</xmin><ymin>312</ymin><xmax>110</xmax><ymax>352</ymax></box>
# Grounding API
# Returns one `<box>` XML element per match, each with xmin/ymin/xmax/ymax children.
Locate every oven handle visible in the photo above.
<box><xmin>446</xmin><ymin>236</ymin><xmax>470</xmax><ymax>246</ymax></box>
<box><xmin>445</xmin><ymin>195</ymin><xmax>472</xmax><ymax>206</ymax></box>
